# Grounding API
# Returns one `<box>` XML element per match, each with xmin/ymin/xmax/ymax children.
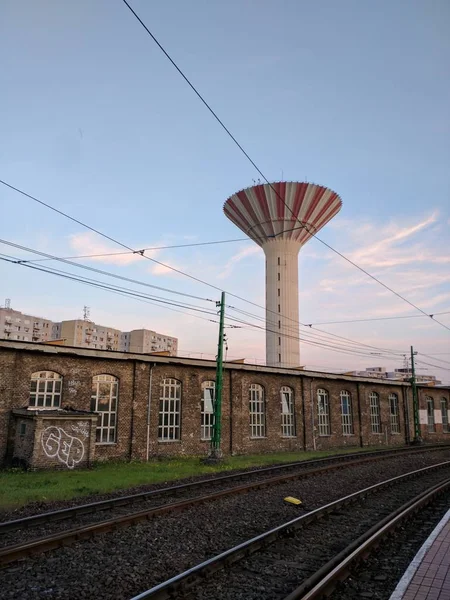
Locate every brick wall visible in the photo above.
<box><xmin>0</xmin><ymin>342</ymin><xmax>449</xmax><ymax>465</ymax></box>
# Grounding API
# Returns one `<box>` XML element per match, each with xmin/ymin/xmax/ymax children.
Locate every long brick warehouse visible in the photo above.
<box><xmin>0</xmin><ymin>340</ymin><xmax>449</xmax><ymax>469</ymax></box>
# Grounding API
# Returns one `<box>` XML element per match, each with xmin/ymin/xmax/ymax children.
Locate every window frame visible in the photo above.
<box><xmin>91</xmin><ymin>374</ymin><xmax>119</xmax><ymax>444</ymax></box>
<box><xmin>280</xmin><ymin>386</ymin><xmax>296</xmax><ymax>438</ymax></box>
<box><xmin>317</xmin><ymin>388</ymin><xmax>331</xmax><ymax>436</ymax></box>
<box><xmin>369</xmin><ymin>392</ymin><xmax>381</xmax><ymax>434</ymax></box>
<box><xmin>441</xmin><ymin>398</ymin><xmax>449</xmax><ymax>433</ymax></box>
<box><xmin>201</xmin><ymin>380</ymin><xmax>215</xmax><ymax>441</ymax></box>
<box><xmin>389</xmin><ymin>393</ymin><xmax>400</xmax><ymax>434</ymax></box>
<box><xmin>340</xmin><ymin>390</ymin><xmax>353</xmax><ymax>435</ymax></box>
<box><xmin>426</xmin><ymin>396</ymin><xmax>435</xmax><ymax>433</ymax></box>
<box><xmin>249</xmin><ymin>384</ymin><xmax>266</xmax><ymax>439</ymax></box>
<box><xmin>158</xmin><ymin>378</ymin><xmax>181</xmax><ymax>442</ymax></box>
<box><xmin>29</xmin><ymin>371</ymin><xmax>62</xmax><ymax>409</ymax></box>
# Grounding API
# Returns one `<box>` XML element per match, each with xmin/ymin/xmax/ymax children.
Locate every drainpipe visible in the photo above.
<box><xmin>403</xmin><ymin>385</ymin><xmax>411</xmax><ymax>444</ymax></box>
<box><xmin>129</xmin><ymin>361</ymin><xmax>137</xmax><ymax>460</ymax></box>
<box><xmin>146</xmin><ymin>363</ymin><xmax>156</xmax><ymax>461</ymax></box>
<box><xmin>310</xmin><ymin>378</ymin><xmax>316</xmax><ymax>451</ymax></box>
<box><xmin>356</xmin><ymin>383</ymin><xmax>363</xmax><ymax>448</ymax></box>
<box><xmin>300</xmin><ymin>376</ymin><xmax>306</xmax><ymax>450</ymax></box>
<box><xmin>229</xmin><ymin>369</ymin><xmax>233</xmax><ymax>455</ymax></box>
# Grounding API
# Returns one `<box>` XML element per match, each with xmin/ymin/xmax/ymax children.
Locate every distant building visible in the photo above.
<box><xmin>0</xmin><ymin>307</ymin><xmax>53</xmax><ymax>344</ymax></box>
<box><xmin>345</xmin><ymin>366</ymin><xmax>441</xmax><ymax>386</ymax></box>
<box><xmin>0</xmin><ymin>303</ymin><xmax>178</xmax><ymax>356</ymax></box>
<box><xmin>57</xmin><ymin>320</ymin><xmax>121</xmax><ymax>351</ymax></box>
<box><xmin>120</xmin><ymin>329</ymin><xmax>178</xmax><ymax>356</ymax></box>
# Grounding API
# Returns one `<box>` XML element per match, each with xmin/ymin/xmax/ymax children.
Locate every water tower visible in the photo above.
<box><xmin>224</xmin><ymin>182</ymin><xmax>342</xmax><ymax>368</ymax></box>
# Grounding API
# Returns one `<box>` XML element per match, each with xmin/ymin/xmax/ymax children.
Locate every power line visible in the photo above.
<box><xmin>0</xmin><ymin>238</ymin><xmax>214</xmax><ymax>303</ymax></box>
<box><xmin>0</xmin><ymin>254</ymin><xmax>220</xmax><ymax>319</ymax></box>
<box><xmin>0</xmin><ymin>236</ymin><xmax>410</xmax><ymax>361</ymax></box>
<box><xmin>17</xmin><ymin>237</ymin><xmax>250</xmax><ymax>263</ymax></box>
<box><xmin>119</xmin><ymin>1</ymin><xmax>450</xmax><ymax>334</ymax></box>
<box><xmin>3</xmin><ymin>250</ymin><xmax>445</xmax><ymax>372</ymax></box>
<box><xmin>226</xmin><ymin>304</ymin><xmax>407</xmax><ymax>358</ymax></box>
<box><xmin>0</xmin><ymin>241</ymin><xmax>407</xmax><ymax>362</ymax></box>
<box><xmin>303</xmin><ymin>311</ymin><xmax>450</xmax><ymax>327</ymax></box>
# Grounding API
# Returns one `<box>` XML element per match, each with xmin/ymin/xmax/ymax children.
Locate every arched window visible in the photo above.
<box><xmin>201</xmin><ymin>381</ymin><xmax>215</xmax><ymax>440</ymax></box>
<box><xmin>159</xmin><ymin>378</ymin><xmax>181</xmax><ymax>441</ymax></box>
<box><xmin>281</xmin><ymin>386</ymin><xmax>295</xmax><ymax>437</ymax></box>
<box><xmin>340</xmin><ymin>391</ymin><xmax>353</xmax><ymax>435</ymax></box>
<box><xmin>249</xmin><ymin>384</ymin><xmax>265</xmax><ymax>438</ymax></box>
<box><xmin>369</xmin><ymin>392</ymin><xmax>381</xmax><ymax>433</ymax></box>
<box><xmin>317</xmin><ymin>389</ymin><xmax>330</xmax><ymax>436</ymax></box>
<box><xmin>91</xmin><ymin>375</ymin><xmax>119</xmax><ymax>443</ymax></box>
<box><xmin>29</xmin><ymin>371</ymin><xmax>62</xmax><ymax>408</ymax></box>
<box><xmin>389</xmin><ymin>393</ymin><xmax>400</xmax><ymax>434</ymax></box>
<box><xmin>426</xmin><ymin>396</ymin><xmax>435</xmax><ymax>432</ymax></box>
<box><xmin>441</xmin><ymin>398</ymin><xmax>449</xmax><ymax>433</ymax></box>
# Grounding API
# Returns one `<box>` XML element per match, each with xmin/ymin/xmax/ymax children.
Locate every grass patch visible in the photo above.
<box><xmin>0</xmin><ymin>446</ymin><xmax>386</xmax><ymax>510</ymax></box>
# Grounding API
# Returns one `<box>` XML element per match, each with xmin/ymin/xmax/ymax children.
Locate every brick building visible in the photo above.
<box><xmin>0</xmin><ymin>340</ymin><xmax>449</xmax><ymax>469</ymax></box>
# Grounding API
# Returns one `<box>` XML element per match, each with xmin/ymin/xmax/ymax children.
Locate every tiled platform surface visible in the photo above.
<box><xmin>390</xmin><ymin>509</ymin><xmax>450</xmax><ymax>600</ymax></box>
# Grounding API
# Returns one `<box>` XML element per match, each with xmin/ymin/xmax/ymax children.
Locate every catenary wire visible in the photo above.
<box><xmin>303</xmin><ymin>311</ymin><xmax>450</xmax><ymax>327</ymax></box>
<box><xmin>1</xmin><ymin>237</ymin><xmax>409</xmax><ymax>360</ymax></box>
<box><xmin>0</xmin><ymin>255</ymin><xmax>220</xmax><ymax>318</ymax></box>
<box><xmin>2</xmin><ymin>245</ymin><xmax>394</xmax><ymax>358</ymax></box>
<box><xmin>0</xmin><ymin>236</ymin><xmax>411</xmax><ymax>360</ymax></box>
<box><xmin>0</xmin><ymin>238</ymin><xmax>215</xmax><ymax>303</ymax></box>
<box><xmin>15</xmin><ymin>238</ymin><xmax>249</xmax><ymax>263</ymax></box>
<box><xmin>1</xmin><ymin>253</ymin><xmax>403</xmax><ymax>361</ymax></box>
<box><xmin>119</xmin><ymin>0</ymin><xmax>450</xmax><ymax>334</ymax></box>
<box><xmin>2</xmin><ymin>253</ymin><xmax>446</xmax><ymax>372</ymax></box>
<box><xmin>0</xmin><ymin>192</ymin><xmax>433</xmax><ymax>368</ymax></box>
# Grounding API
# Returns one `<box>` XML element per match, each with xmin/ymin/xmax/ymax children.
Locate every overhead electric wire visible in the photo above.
<box><xmin>1</xmin><ymin>244</ymin><xmax>407</xmax><ymax>362</ymax></box>
<box><xmin>226</xmin><ymin>314</ymin><xmax>411</xmax><ymax>361</ymax></box>
<box><xmin>0</xmin><ymin>238</ymin><xmax>214</xmax><ymax>303</ymax></box>
<box><xmin>0</xmin><ymin>255</ymin><xmax>219</xmax><ymax>319</ymax></box>
<box><xmin>226</xmin><ymin>304</ymin><xmax>407</xmax><ymax>358</ymax></box>
<box><xmin>0</xmin><ymin>235</ymin><xmax>411</xmax><ymax>361</ymax></box>
<box><xmin>120</xmin><ymin>0</ymin><xmax>450</xmax><ymax>334</ymax></box>
<box><xmin>2</xmin><ymin>251</ymin><xmax>447</xmax><ymax>373</ymax></box>
<box><xmin>303</xmin><ymin>311</ymin><xmax>450</xmax><ymax>327</ymax></box>
<box><xmin>16</xmin><ymin>237</ymin><xmax>250</xmax><ymax>263</ymax></box>
<box><xmin>1</xmin><ymin>236</ymin><xmax>408</xmax><ymax>360</ymax></box>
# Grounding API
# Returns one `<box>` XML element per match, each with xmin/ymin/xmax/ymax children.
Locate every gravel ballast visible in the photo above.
<box><xmin>1</xmin><ymin>449</ymin><xmax>450</xmax><ymax>600</ymax></box>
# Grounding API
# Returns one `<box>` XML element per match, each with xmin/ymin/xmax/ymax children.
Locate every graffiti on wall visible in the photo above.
<box><xmin>71</xmin><ymin>421</ymin><xmax>90</xmax><ymax>438</ymax></box>
<box><xmin>41</xmin><ymin>426</ymin><xmax>85</xmax><ymax>469</ymax></box>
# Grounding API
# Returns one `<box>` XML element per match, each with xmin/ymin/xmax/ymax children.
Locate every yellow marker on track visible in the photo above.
<box><xmin>284</xmin><ymin>496</ymin><xmax>302</xmax><ymax>505</ymax></box>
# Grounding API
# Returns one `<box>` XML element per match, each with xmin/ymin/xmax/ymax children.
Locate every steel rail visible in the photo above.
<box><xmin>1</xmin><ymin>444</ymin><xmax>447</xmax><ymax>535</ymax></box>
<box><xmin>285</xmin><ymin>478</ymin><xmax>450</xmax><ymax>600</ymax></box>
<box><xmin>128</xmin><ymin>460</ymin><xmax>450</xmax><ymax>600</ymax></box>
<box><xmin>1</xmin><ymin>450</ymin><xmax>449</xmax><ymax>568</ymax></box>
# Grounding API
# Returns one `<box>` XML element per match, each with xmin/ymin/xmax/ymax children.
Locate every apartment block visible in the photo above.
<box><xmin>0</xmin><ymin>307</ymin><xmax>53</xmax><ymax>344</ymax></box>
<box><xmin>1</xmin><ymin>304</ymin><xmax>178</xmax><ymax>356</ymax></box>
<box><xmin>120</xmin><ymin>329</ymin><xmax>178</xmax><ymax>356</ymax></box>
<box><xmin>58</xmin><ymin>320</ymin><xmax>121</xmax><ymax>351</ymax></box>
<box><xmin>345</xmin><ymin>366</ymin><xmax>442</xmax><ymax>386</ymax></box>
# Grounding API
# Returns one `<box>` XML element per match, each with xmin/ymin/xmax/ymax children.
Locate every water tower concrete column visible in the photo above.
<box><xmin>263</xmin><ymin>239</ymin><xmax>301</xmax><ymax>368</ymax></box>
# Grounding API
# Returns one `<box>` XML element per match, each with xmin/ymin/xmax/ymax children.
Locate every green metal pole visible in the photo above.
<box><xmin>210</xmin><ymin>292</ymin><xmax>225</xmax><ymax>459</ymax></box>
<box><xmin>410</xmin><ymin>345</ymin><xmax>421</xmax><ymax>443</ymax></box>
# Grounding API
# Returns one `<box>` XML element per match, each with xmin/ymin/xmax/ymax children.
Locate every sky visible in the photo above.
<box><xmin>1</xmin><ymin>0</ymin><xmax>449</xmax><ymax>382</ymax></box>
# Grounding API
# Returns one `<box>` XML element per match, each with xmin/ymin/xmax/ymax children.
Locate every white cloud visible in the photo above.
<box><xmin>69</xmin><ymin>232</ymin><xmax>186</xmax><ymax>278</ymax></box>
<box><xmin>69</xmin><ymin>232</ymin><xmax>157</xmax><ymax>266</ymax></box>
<box><xmin>217</xmin><ymin>245</ymin><xmax>262</xmax><ymax>280</ymax></box>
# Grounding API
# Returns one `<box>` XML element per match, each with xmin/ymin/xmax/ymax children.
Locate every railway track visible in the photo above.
<box><xmin>3</xmin><ymin>444</ymin><xmax>444</xmax><ymax>534</ymax></box>
<box><xmin>129</xmin><ymin>461</ymin><xmax>450</xmax><ymax>600</ymax></box>
<box><xmin>1</xmin><ymin>445</ymin><xmax>448</xmax><ymax>566</ymax></box>
<box><xmin>284</xmin><ymin>479</ymin><xmax>449</xmax><ymax>600</ymax></box>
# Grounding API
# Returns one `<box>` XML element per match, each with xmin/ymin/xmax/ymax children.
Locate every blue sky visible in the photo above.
<box><xmin>1</xmin><ymin>0</ymin><xmax>449</xmax><ymax>381</ymax></box>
